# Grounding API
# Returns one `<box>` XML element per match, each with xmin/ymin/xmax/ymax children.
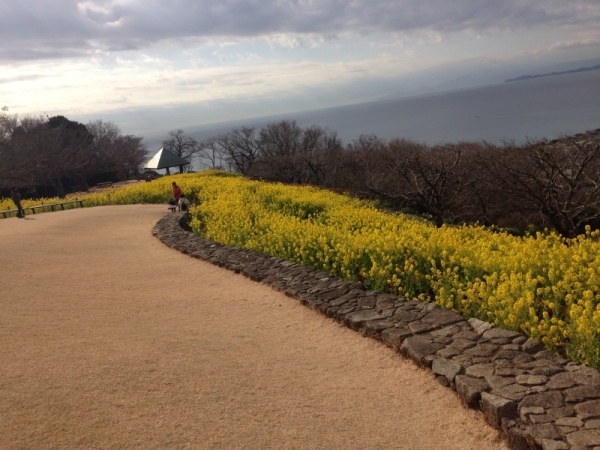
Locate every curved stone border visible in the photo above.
<box><xmin>153</xmin><ymin>212</ymin><xmax>600</xmax><ymax>450</ymax></box>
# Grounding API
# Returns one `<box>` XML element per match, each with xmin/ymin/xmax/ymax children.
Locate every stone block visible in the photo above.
<box><xmin>435</xmin><ymin>374</ymin><xmax>450</xmax><ymax>387</ymax></box>
<box><xmin>376</xmin><ymin>297</ymin><xmax>397</xmax><ymax>311</ymax></box>
<box><xmin>530</xmin><ymin>365</ymin><xmax>565</xmax><ymax>377</ymax></box>
<box><xmin>547</xmin><ymin>372</ymin><xmax>579</xmax><ymax>390</ymax></box>
<box><xmin>432</xmin><ymin>358</ymin><xmax>464</xmax><ymax>384</ymax></box>
<box><xmin>520</xmin><ymin>391</ymin><xmax>564</xmax><ymax>409</ymax></box>
<box><xmin>306</xmin><ymin>298</ymin><xmax>325</xmax><ymax>311</ymax></box>
<box><xmin>555</xmin><ymin>417</ymin><xmax>584</xmax><ymax>427</ymax></box>
<box><xmin>335</xmin><ymin>305</ymin><xmax>358</xmax><ymax>321</ymax></box>
<box><xmin>516</xmin><ymin>374</ymin><xmax>549</xmax><ymax>386</ymax></box>
<box><xmin>540</xmin><ymin>406</ymin><xmax>575</xmax><ymax>422</ymax></box>
<box><xmin>482</xmin><ymin>327</ymin><xmax>523</xmax><ymax>341</ymax></box>
<box><xmin>408</xmin><ymin>321</ymin><xmax>436</xmax><ymax>334</ymax></box>
<box><xmin>455</xmin><ymin>375</ymin><xmax>489</xmax><ymax>408</ymax></box>
<box><xmin>556</xmin><ymin>424</ymin><xmax>578</xmax><ymax>434</ymax></box>
<box><xmin>565</xmin><ymin>429</ymin><xmax>600</xmax><ymax>448</ymax></box>
<box><xmin>344</xmin><ymin>309</ymin><xmax>387</xmax><ymax>331</ymax></box>
<box><xmin>528</xmin><ymin>423</ymin><xmax>561</xmax><ymax>444</ymax></box>
<box><xmin>517</xmin><ymin>359</ymin><xmax>549</xmax><ymax>369</ymax></box>
<box><xmin>512</xmin><ymin>335</ymin><xmax>528</xmax><ymax>345</ymax></box>
<box><xmin>480</xmin><ymin>392</ymin><xmax>518</xmax><ymax>428</ymax></box>
<box><xmin>564</xmin><ymin>385</ymin><xmax>600</xmax><ymax>403</ymax></box>
<box><xmin>400</xmin><ymin>335</ymin><xmax>445</xmax><ymax>368</ymax></box>
<box><xmin>430</xmin><ymin>323</ymin><xmax>464</xmax><ymax>338</ymax></box>
<box><xmin>380</xmin><ymin>327</ymin><xmax>413</xmax><ymax>350</ymax></box>
<box><xmin>574</xmin><ymin>399</ymin><xmax>600</xmax><ymax>420</ymax></box>
<box><xmin>329</xmin><ymin>289</ymin><xmax>362</xmax><ymax>307</ymax></box>
<box><xmin>522</xmin><ymin>339</ymin><xmax>545</xmax><ymax>355</ymax></box>
<box><xmin>584</xmin><ymin>419</ymin><xmax>600</xmax><ymax>429</ymax></box>
<box><xmin>486</xmin><ymin>375</ymin><xmax>515</xmax><ymax>391</ymax></box>
<box><xmin>540</xmin><ymin>439</ymin><xmax>568</xmax><ymax>450</ymax></box>
<box><xmin>391</xmin><ymin>309</ymin><xmax>425</xmax><ymax>325</ymax></box>
<box><xmin>534</xmin><ymin>349</ymin><xmax>561</xmax><ymax>361</ymax></box>
<box><xmin>433</xmin><ymin>336</ymin><xmax>453</xmax><ymax>345</ymax></box>
<box><xmin>505</xmin><ymin>425</ymin><xmax>533</xmax><ymax>450</ymax></box>
<box><xmin>501</xmin><ymin>344</ymin><xmax>521</xmax><ymax>351</ymax></box>
<box><xmin>325</xmin><ymin>306</ymin><xmax>339</xmax><ymax>318</ymax></box>
<box><xmin>492</xmin><ymin>384</ymin><xmax>529</xmax><ymax>402</ymax></box>
<box><xmin>362</xmin><ymin>319</ymin><xmax>395</xmax><ymax>337</ymax></box>
<box><xmin>448</xmin><ymin>338</ymin><xmax>477</xmax><ymax>351</ymax></box>
<box><xmin>436</xmin><ymin>347</ymin><xmax>462</xmax><ymax>359</ymax></box>
<box><xmin>357</xmin><ymin>295</ymin><xmax>378</xmax><ymax>308</ymax></box>
<box><xmin>520</xmin><ymin>406</ymin><xmax>545</xmax><ymax>421</ymax></box>
<box><xmin>317</xmin><ymin>285</ymin><xmax>351</xmax><ymax>301</ymax></box>
<box><xmin>465</xmin><ymin>363</ymin><xmax>495</xmax><ymax>379</ymax></box>
<box><xmin>464</xmin><ymin>343</ymin><xmax>500</xmax><ymax>358</ymax></box>
<box><xmin>570</xmin><ymin>365</ymin><xmax>600</xmax><ymax>386</ymax></box>
<box><xmin>453</xmin><ymin>330</ymin><xmax>481</xmax><ymax>341</ymax></box>
<box><xmin>468</xmin><ymin>317</ymin><xmax>493</xmax><ymax>335</ymax></box>
<box><xmin>421</xmin><ymin>308</ymin><xmax>464</xmax><ymax>327</ymax></box>
<box><xmin>493</xmin><ymin>349</ymin><xmax>527</xmax><ymax>361</ymax></box>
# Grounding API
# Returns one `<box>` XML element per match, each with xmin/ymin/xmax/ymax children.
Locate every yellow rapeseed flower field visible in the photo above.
<box><xmin>3</xmin><ymin>171</ymin><xmax>599</xmax><ymax>367</ymax></box>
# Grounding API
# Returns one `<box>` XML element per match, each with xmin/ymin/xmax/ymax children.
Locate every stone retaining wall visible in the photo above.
<box><xmin>153</xmin><ymin>212</ymin><xmax>600</xmax><ymax>450</ymax></box>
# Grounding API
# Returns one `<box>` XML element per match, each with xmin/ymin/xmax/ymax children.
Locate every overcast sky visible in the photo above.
<box><xmin>1</xmin><ymin>0</ymin><xmax>599</xmax><ymax>136</ymax></box>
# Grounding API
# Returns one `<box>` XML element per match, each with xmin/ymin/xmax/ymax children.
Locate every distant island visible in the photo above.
<box><xmin>505</xmin><ymin>64</ymin><xmax>600</xmax><ymax>82</ymax></box>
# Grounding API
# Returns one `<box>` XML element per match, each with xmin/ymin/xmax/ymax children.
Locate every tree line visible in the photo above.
<box><xmin>0</xmin><ymin>108</ymin><xmax>146</xmax><ymax>198</ymax></box>
<box><xmin>188</xmin><ymin>120</ymin><xmax>600</xmax><ymax>238</ymax></box>
<box><xmin>3</xmin><ymin>103</ymin><xmax>598</xmax><ymax>238</ymax></box>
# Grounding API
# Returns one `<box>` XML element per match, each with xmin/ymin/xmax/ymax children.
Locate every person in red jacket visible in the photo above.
<box><xmin>172</xmin><ymin>182</ymin><xmax>183</xmax><ymax>201</ymax></box>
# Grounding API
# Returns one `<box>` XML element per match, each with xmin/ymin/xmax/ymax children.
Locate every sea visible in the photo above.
<box><xmin>185</xmin><ymin>69</ymin><xmax>600</xmax><ymax>148</ymax></box>
<box><xmin>291</xmin><ymin>69</ymin><xmax>600</xmax><ymax>145</ymax></box>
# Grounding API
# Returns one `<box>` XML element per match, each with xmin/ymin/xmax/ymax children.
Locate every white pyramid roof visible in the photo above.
<box><xmin>144</xmin><ymin>148</ymin><xmax>190</xmax><ymax>170</ymax></box>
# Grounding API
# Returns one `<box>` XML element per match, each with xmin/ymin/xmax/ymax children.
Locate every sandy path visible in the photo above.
<box><xmin>0</xmin><ymin>205</ymin><xmax>506</xmax><ymax>449</ymax></box>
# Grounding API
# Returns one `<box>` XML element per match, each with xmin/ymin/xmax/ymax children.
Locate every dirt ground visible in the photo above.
<box><xmin>0</xmin><ymin>205</ymin><xmax>507</xmax><ymax>449</ymax></box>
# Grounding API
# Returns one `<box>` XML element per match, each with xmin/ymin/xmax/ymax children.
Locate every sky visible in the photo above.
<box><xmin>1</xmin><ymin>0</ymin><xmax>599</xmax><ymax>138</ymax></box>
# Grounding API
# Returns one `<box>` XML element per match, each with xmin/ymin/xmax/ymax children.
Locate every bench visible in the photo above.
<box><xmin>97</xmin><ymin>181</ymin><xmax>113</xmax><ymax>189</ymax></box>
<box><xmin>1</xmin><ymin>199</ymin><xmax>85</xmax><ymax>218</ymax></box>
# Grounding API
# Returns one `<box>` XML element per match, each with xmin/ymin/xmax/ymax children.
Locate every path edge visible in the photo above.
<box><xmin>152</xmin><ymin>211</ymin><xmax>600</xmax><ymax>450</ymax></box>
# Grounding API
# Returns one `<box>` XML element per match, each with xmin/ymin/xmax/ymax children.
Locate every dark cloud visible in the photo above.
<box><xmin>1</xmin><ymin>0</ymin><xmax>598</xmax><ymax>61</ymax></box>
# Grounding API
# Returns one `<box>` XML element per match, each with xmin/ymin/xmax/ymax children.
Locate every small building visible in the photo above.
<box><xmin>144</xmin><ymin>148</ymin><xmax>190</xmax><ymax>175</ymax></box>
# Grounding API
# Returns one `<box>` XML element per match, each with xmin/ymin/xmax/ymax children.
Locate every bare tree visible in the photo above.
<box><xmin>354</xmin><ymin>138</ymin><xmax>421</xmax><ymax>208</ymax></box>
<box><xmin>112</xmin><ymin>135</ymin><xmax>147</xmax><ymax>179</ymax></box>
<box><xmin>0</xmin><ymin>108</ymin><xmax>25</xmax><ymax>187</ymax></box>
<box><xmin>298</xmin><ymin>125</ymin><xmax>343</xmax><ymax>186</ymax></box>
<box><xmin>196</xmin><ymin>136</ymin><xmax>225</xmax><ymax>170</ymax></box>
<box><xmin>162</xmin><ymin>129</ymin><xmax>200</xmax><ymax>173</ymax></box>
<box><xmin>491</xmin><ymin>139</ymin><xmax>600</xmax><ymax>237</ymax></box>
<box><xmin>0</xmin><ymin>106</ymin><xmax>17</xmax><ymax>144</ymax></box>
<box><xmin>253</xmin><ymin>120</ymin><xmax>342</xmax><ymax>184</ymax></box>
<box><xmin>215</xmin><ymin>126</ymin><xmax>261</xmax><ymax>174</ymax></box>
<box><xmin>449</xmin><ymin>141</ymin><xmax>503</xmax><ymax>226</ymax></box>
<box><xmin>359</xmin><ymin>139</ymin><xmax>471</xmax><ymax>227</ymax></box>
<box><xmin>87</xmin><ymin>120</ymin><xmax>146</xmax><ymax>180</ymax></box>
<box><xmin>256</xmin><ymin>120</ymin><xmax>305</xmax><ymax>182</ymax></box>
<box><xmin>344</xmin><ymin>135</ymin><xmax>391</xmax><ymax>197</ymax></box>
